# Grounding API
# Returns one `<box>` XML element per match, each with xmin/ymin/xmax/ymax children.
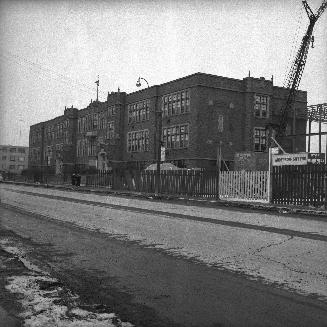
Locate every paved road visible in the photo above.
<box><xmin>0</xmin><ymin>187</ymin><xmax>327</xmax><ymax>326</ymax></box>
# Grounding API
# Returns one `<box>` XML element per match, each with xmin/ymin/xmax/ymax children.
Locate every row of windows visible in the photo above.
<box><xmin>128</xmin><ymin>100</ymin><xmax>150</xmax><ymax>124</ymax></box>
<box><xmin>78</xmin><ymin>114</ymin><xmax>99</xmax><ymax>132</ymax></box>
<box><xmin>162</xmin><ymin>90</ymin><xmax>190</xmax><ymax>117</ymax></box>
<box><xmin>127</xmin><ymin>130</ymin><xmax>149</xmax><ymax>152</ymax></box>
<box><xmin>162</xmin><ymin>124</ymin><xmax>189</xmax><ymax>149</ymax></box>
<box><xmin>78</xmin><ymin>106</ymin><xmax>117</xmax><ymax>133</ymax></box>
<box><xmin>45</xmin><ymin>121</ymin><xmax>69</xmax><ymax>139</ymax></box>
<box><xmin>0</xmin><ymin>147</ymin><xmax>26</xmax><ymax>153</ymax></box>
<box><xmin>77</xmin><ymin>139</ymin><xmax>97</xmax><ymax>157</ymax></box>
<box><xmin>45</xmin><ymin>125</ymin><xmax>69</xmax><ymax>141</ymax></box>
<box><xmin>1</xmin><ymin>156</ymin><xmax>25</xmax><ymax>162</ymax></box>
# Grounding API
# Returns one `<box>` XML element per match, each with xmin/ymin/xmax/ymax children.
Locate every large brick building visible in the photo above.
<box><xmin>28</xmin><ymin>72</ymin><xmax>307</xmax><ymax>172</ymax></box>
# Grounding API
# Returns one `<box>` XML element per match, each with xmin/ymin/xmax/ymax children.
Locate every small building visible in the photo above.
<box><xmin>29</xmin><ymin>72</ymin><xmax>307</xmax><ymax>172</ymax></box>
<box><xmin>0</xmin><ymin>145</ymin><xmax>29</xmax><ymax>175</ymax></box>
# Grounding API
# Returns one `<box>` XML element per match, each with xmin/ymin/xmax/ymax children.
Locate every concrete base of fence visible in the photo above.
<box><xmin>1</xmin><ymin>180</ymin><xmax>326</xmax><ymax>218</ymax></box>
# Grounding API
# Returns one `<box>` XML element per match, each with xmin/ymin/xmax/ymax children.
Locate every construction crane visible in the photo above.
<box><xmin>274</xmin><ymin>0</ymin><xmax>327</xmax><ymax>140</ymax></box>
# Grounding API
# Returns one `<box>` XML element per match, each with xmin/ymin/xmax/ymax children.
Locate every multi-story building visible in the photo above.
<box><xmin>76</xmin><ymin>92</ymin><xmax>126</xmax><ymax>171</ymax></box>
<box><xmin>29</xmin><ymin>72</ymin><xmax>307</xmax><ymax>172</ymax></box>
<box><xmin>29</xmin><ymin>106</ymin><xmax>78</xmax><ymax>174</ymax></box>
<box><xmin>0</xmin><ymin>145</ymin><xmax>29</xmax><ymax>174</ymax></box>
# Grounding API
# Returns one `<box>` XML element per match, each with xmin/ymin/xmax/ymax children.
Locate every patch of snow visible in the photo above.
<box><xmin>0</xmin><ymin>239</ymin><xmax>47</xmax><ymax>274</ymax></box>
<box><xmin>0</xmin><ymin>239</ymin><xmax>133</xmax><ymax>327</ymax></box>
<box><xmin>6</xmin><ymin>275</ymin><xmax>134</xmax><ymax>327</ymax></box>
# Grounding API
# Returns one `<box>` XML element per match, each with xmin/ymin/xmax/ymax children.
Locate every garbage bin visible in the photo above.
<box><xmin>76</xmin><ymin>174</ymin><xmax>81</xmax><ymax>187</ymax></box>
<box><xmin>71</xmin><ymin>174</ymin><xmax>76</xmax><ymax>186</ymax></box>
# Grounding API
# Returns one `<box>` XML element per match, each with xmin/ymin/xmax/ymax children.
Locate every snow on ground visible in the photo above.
<box><xmin>1</xmin><ymin>184</ymin><xmax>327</xmax><ymax>302</ymax></box>
<box><xmin>0</xmin><ymin>238</ymin><xmax>133</xmax><ymax>327</ymax></box>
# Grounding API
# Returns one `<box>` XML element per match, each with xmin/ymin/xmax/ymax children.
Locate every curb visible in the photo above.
<box><xmin>1</xmin><ymin>180</ymin><xmax>326</xmax><ymax>218</ymax></box>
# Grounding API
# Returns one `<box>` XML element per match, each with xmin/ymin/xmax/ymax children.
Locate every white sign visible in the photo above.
<box><xmin>272</xmin><ymin>153</ymin><xmax>308</xmax><ymax>166</ymax></box>
<box><xmin>161</xmin><ymin>146</ymin><xmax>166</xmax><ymax>162</ymax></box>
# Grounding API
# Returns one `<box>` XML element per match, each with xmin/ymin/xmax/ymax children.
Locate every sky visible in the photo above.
<box><xmin>0</xmin><ymin>0</ymin><xmax>326</xmax><ymax>151</ymax></box>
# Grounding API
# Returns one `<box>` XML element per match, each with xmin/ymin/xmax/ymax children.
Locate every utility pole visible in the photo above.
<box><xmin>154</xmin><ymin>86</ymin><xmax>161</xmax><ymax>196</ymax></box>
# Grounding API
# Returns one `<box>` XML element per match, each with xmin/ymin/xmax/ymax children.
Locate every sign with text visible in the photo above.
<box><xmin>272</xmin><ymin>153</ymin><xmax>308</xmax><ymax>166</ymax></box>
<box><xmin>308</xmin><ymin>153</ymin><xmax>325</xmax><ymax>164</ymax></box>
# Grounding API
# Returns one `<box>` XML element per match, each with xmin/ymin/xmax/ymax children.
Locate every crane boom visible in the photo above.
<box><xmin>277</xmin><ymin>0</ymin><xmax>327</xmax><ymax>137</ymax></box>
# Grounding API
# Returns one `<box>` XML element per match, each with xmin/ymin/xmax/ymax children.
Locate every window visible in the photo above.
<box><xmin>127</xmin><ymin>129</ymin><xmax>149</xmax><ymax>152</ymax></box>
<box><xmin>18</xmin><ymin>165</ymin><xmax>24</xmax><ymax>170</ymax></box>
<box><xmin>18</xmin><ymin>157</ymin><xmax>25</xmax><ymax>162</ymax></box>
<box><xmin>107</xmin><ymin>105</ymin><xmax>116</xmax><ymax>117</ymax></box>
<box><xmin>9</xmin><ymin>165</ymin><xmax>15</xmax><ymax>170</ymax></box>
<box><xmin>2</xmin><ymin>156</ymin><xmax>6</xmax><ymax>160</ymax></box>
<box><xmin>64</xmin><ymin>131</ymin><xmax>70</xmax><ymax>144</ymax></box>
<box><xmin>93</xmin><ymin>114</ymin><xmax>98</xmax><ymax>129</ymax></box>
<box><xmin>10</xmin><ymin>156</ymin><xmax>15</xmax><ymax>161</ymax></box>
<box><xmin>88</xmin><ymin>139</ymin><xmax>97</xmax><ymax>156</ymax></box>
<box><xmin>107</xmin><ymin>122</ymin><xmax>115</xmax><ymax>140</ymax></box>
<box><xmin>254</xmin><ymin>127</ymin><xmax>267</xmax><ymax>152</ymax></box>
<box><xmin>162</xmin><ymin>124</ymin><xmax>189</xmax><ymax>149</ymax></box>
<box><xmin>254</xmin><ymin>95</ymin><xmax>269</xmax><ymax>118</ymax></box>
<box><xmin>77</xmin><ymin>139</ymin><xmax>88</xmax><ymax>157</ymax></box>
<box><xmin>99</xmin><ymin>112</ymin><xmax>106</xmax><ymax>129</ymax></box>
<box><xmin>162</xmin><ymin>90</ymin><xmax>190</xmax><ymax>117</ymax></box>
<box><xmin>10</xmin><ymin>148</ymin><xmax>16</xmax><ymax>153</ymax></box>
<box><xmin>1</xmin><ymin>148</ymin><xmax>7</xmax><ymax>152</ymax></box>
<box><xmin>128</xmin><ymin>100</ymin><xmax>150</xmax><ymax>123</ymax></box>
<box><xmin>18</xmin><ymin>148</ymin><xmax>25</xmax><ymax>153</ymax></box>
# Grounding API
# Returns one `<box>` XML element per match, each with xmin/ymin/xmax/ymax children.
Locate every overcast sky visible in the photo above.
<box><xmin>0</xmin><ymin>0</ymin><xmax>326</xmax><ymax>151</ymax></box>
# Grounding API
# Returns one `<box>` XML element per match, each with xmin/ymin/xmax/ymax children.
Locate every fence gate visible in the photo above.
<box><xmin>219</xmin><ymin>171</ymin><xmax>269</xmax><ymax>202</ymax></box>
<box><xmin>272</xmin><ymin>164</ymin><xmax>326</xmax><ymax>207</ymax></box>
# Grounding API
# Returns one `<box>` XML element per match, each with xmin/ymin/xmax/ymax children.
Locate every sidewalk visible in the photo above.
<box><xmin>1</xmin><ymin>180</ymin><xmax>327</xmax><ymax>218</ymax></box>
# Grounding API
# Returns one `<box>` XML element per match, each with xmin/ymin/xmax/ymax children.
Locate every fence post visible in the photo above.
<box><xmin>268</xmin><ymin>148</ymin><xmax>273</xmax><ymax>203</ymax></box>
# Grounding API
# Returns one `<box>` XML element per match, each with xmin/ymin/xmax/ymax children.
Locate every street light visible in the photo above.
<box><xmin>136</xmin><ymin>77</ymin><xmax>150</xmax><ymax>88</ymax></box>
<box><xmin>136</xmin><ymin>77</ymin><xmax>161</xmax><ymax>196</ymax></box>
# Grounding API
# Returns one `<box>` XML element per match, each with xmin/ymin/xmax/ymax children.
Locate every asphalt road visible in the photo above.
<box><xmin>1</xmin><ymin>204</ymin><xmax>327</xmax><ymax>327</ymax></box>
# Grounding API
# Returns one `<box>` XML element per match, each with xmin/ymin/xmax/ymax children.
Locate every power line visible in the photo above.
<box><xmin>1</xmin><ymin>50</ymin><xmax>108</xmax><ymax>98</ymax></box>
<box><xmin>0</xmin><ymin>53</ymin><xmax>107</xmax><ymax>111</ymax></box>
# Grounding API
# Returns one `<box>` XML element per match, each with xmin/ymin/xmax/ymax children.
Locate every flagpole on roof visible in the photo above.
<box><xmin>95</xmin><ymin>75</ymin><xmax>99</xmax><ymax>101</ymax></box>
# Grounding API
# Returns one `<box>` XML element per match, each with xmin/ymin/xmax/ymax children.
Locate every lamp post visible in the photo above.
<box><xmin>136</xmin><ymin>77</ymin><xmax>150</xmax><ymax>88</ymax></box>
<box><xmin>136</xmin><ymin>77</ymin><xmax>161</xmax><ymax>196</ymax></box>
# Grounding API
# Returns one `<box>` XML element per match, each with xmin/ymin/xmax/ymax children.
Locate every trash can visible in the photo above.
<box><xmin>76</xmin><ymin>174</ymin><xmax>81</xmax><ymax>187</ymax></box>
<box><xmin>71</xmin><ymin>174</ymin><xmax>76</xmax><ymax>186</ymax></box>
